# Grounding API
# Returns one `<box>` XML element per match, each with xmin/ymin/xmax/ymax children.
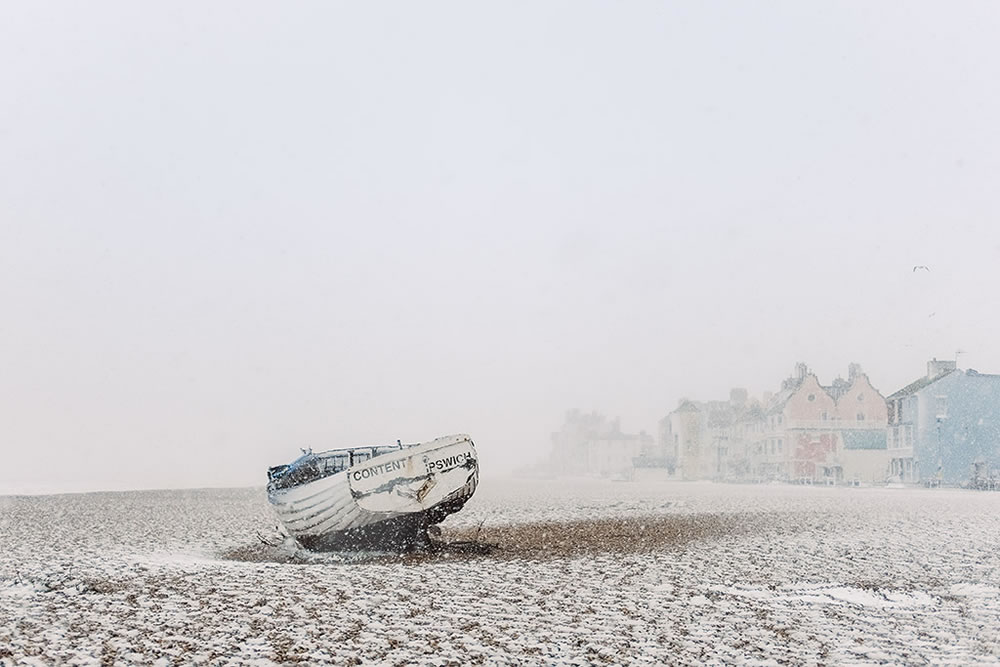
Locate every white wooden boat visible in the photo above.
<box><xmin>266</xmin><ymin>434</ymin><xmax>479</xmax><ymax>550</ymax></box>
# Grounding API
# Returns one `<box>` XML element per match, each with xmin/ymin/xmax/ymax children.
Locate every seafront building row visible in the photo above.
<box><xmin>550</xmin><ymin>359</ymin><xmax>1000</xmax><ymax>486</ymax></box>
<box><xmin>665</xmin><ymin>362</ymin><xmax>890</xmax><ymax>484</ymax></box>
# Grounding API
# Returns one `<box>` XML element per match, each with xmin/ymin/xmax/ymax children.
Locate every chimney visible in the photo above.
<box><xmin>730</xmin><ymin>388</ymin><xmax>748</xmax><ymax>406</ymax></box>
<box><xmin>795</xmin><ymin>362</ymin><xmax>808</xmax><ymax>381</ymax></box>
<box><xmin>848</xmin><ymin>363</ymin><xmax>862</xmax><ymax>380</ymax></box>
<box><xmin>927</xmin><ymin>358</ymin><xmax>957</xmax><ymax>379</ymax></box>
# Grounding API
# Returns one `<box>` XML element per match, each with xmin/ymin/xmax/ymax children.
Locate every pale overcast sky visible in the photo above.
<box><xmin>2</xmin><ymin>2</ymin><xmax>999</xmax><ymax>492</ymax></box>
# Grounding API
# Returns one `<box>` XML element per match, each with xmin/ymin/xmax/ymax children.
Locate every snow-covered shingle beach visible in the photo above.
<box><xmin>2</xmin><ymin>480</ymin><xmax>1000</xmax><ymax>664</ymax></box>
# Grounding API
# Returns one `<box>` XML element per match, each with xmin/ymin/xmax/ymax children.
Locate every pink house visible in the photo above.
<box><xmin>759</xmin><ymin>363</ymin><xmax>889</xmax><ymax>483</ymax></box>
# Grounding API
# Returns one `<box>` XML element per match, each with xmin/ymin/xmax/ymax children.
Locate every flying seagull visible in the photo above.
<box><xmin>913</xmin><ymin>265</ymin><xmax>930</xmax><ymax>272</ymax></box>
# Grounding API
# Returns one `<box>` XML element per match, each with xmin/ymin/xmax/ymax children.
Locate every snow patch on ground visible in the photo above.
<box><xmin>713</xmin><ymin>583</ymin><xmax>937</xmax><ymax>608</ymax></box>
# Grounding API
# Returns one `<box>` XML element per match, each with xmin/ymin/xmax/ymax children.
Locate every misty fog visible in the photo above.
<box><xmin>2</xmin><ymin>2</ymin><xmax>999</xmax><ymax>493</ymax></box>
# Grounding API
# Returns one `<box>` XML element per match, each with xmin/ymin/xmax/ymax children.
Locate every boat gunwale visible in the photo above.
<box><xmin>268</xmin><ymin>435</ymin><xmax>475</xmax><ymax>498</ymax></box>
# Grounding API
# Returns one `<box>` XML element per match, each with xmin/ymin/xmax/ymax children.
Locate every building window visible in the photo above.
<box><xmin>857</xmin><ymin>413</ymin><xmax>864</xmax><ymax>421</ymax></box>
<box><xmin>821</xmin><ymin>411</ymin><xmax>828</xmax><ymax>421</ymax></box>
<box><xmin>778</xmin><ymin>439</ymin><xmax>783</xmax><ymax>452</ymax></box>
<box><xmin>935</xmin><ymin>396</ymin><xmax>948</xmax><ymax>419</ymax></box>
<box><xmin>857</xmin><ymin>394</ymin><xmax>864</xmax><ymax>402</ymax></box>
<box><xmin>807</xmin><ymin>394</ymin><xmax>816</xmax><ymax>402</ymax></box>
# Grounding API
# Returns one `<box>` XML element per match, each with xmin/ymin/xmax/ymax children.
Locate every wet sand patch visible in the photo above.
<box><xmin>220</xmin><ymin>512</ymin><xmax>750</xmax><ymax>564</ymax></box>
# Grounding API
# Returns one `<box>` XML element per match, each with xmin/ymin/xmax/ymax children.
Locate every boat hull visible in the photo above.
<box><xmin>267</xmin><ymin>435</ymin><xmax>478</xmax><ymax>550</ymax></box>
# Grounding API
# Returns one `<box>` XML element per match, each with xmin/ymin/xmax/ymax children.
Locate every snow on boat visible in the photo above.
<box><xmin>266</xmin><ymin>434</ymin><xmax>479</xmax><ymax>551</ymax></box>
